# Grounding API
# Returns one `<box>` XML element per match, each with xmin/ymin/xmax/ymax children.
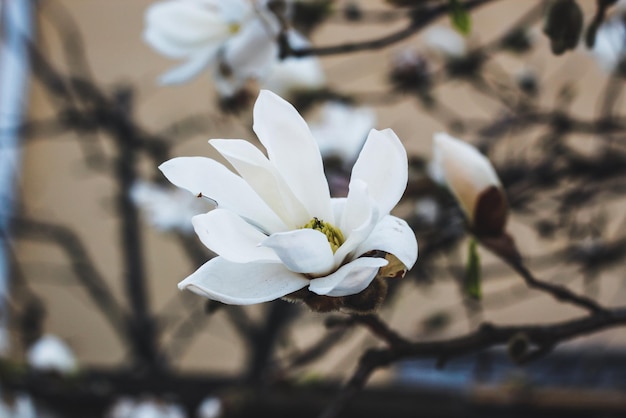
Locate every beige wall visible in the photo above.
<box><xmin>16</xmin><ymin>0</ymin><xmax>626</xmax><ymax>380</ymax></box>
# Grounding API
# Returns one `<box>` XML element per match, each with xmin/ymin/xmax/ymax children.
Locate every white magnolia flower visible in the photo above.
<box><xmin>108</xmin><ymin>398</ymin><xmax>184</xmax><ymax>418</ymax></box>
<box><xmin>309</xmin><ymin>102</ymin><xmax>376</xmax><ymax>163</ymax></box>
<box><xmin>592</xmin><ymin>14</ymin><xmax>626</xmax><ymax>73</ymax></box>
<box><xmin>197</xmin><ymin>397</ymin><xmax>222</xmax><ymax>418</ymax></box>
<box><xmin>424</xmin><ymin>26</ymin><xmax>466</xmax><ymax>58</ymax></box>
<box><xmin>431</xmin><ymin>133</ymin><xmax>507</xmax><ymax>235</ymax></box>
<box><xmin>144</xmin><ymin>0</ymin><xmax>279</xmax><ymax>86</ymax></box>
<box><xmin>160</xmin><ymin>90</ymin><xmax>417</xmax><ymax>305</ymax></box>
<box><xmin>261</xmin><ymin>30</ymin><xmax>325</xmax><ymax>97</ymax></box>
<box><xmin>130</xmin><ymin>181</ymin><xmax>208</xmax><ymax>233</ymax></box>
<box><xmin>27</xmin><ymin>334</ymin><xmax>77</xmax><ymax>374</ymax></box>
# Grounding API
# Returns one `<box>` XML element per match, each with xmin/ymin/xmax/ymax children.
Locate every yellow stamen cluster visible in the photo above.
<box><xmin>301</xmin><ymin>217</ymin><xmax>345</xmax><ymax>253</ymax></box>
<box><xmin>228</xmin><ymin>23</ymin><xmax>241</xmax><ymax>34</ymax></box>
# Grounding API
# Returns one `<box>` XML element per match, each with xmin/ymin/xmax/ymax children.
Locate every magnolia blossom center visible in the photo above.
<box><xmin>228</xmin><ymin>22</ymin><xmax>241</xmax><ymax>34</ymax></box>
<box><xmin>301</xmin><ymin>217</ymin><xmax>345</xmax><ymax>253</ymax></box>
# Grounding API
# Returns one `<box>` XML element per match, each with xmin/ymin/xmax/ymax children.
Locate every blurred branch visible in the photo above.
<box><xmin>321</xmin><ymin>307</ymin><xmax>626</xmax><ymax>418</ymax></box>
<box><xmin>281</xmin><ymin>0</ymin><xmax>498</xmax><ymax>58</ymax></box>
<box><xmin>11</xmin><ymin>217</ymin><xmax>128</xmax><ymax>343</ymax></box>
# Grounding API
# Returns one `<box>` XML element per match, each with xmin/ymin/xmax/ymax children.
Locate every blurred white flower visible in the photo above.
<box><xmin>144</xmin><ymin>0</ymin><xmax>280</xmax><ymax>87</ymax></box>
<box><xmin>160</xmin><ymin>90</ymin><xmax>417</xmax><ymax>305</ymax></box>
<box><xmin>130</xmin><ymin>181</ymin><xmax>209</xmax><ymax>233</ymax></box>
<box><xmin>309</xmin><ymin>102</ymin><xmax>376</xmax><ymax>163</ymax></box>
<box><xmin>424</xmin><ymin>26</ymin><xmax>466</xmax><ymax>58</ymax></box>
<box><xmin>261</xmin><ymin>31</ymin><xmax>326</xmax><ymax>97</ymax></box>
<box><xmin>27</xmin><ymin>334</ymin><xmax>77</xmax><ymax>374</ymax></box>
<box><xmin>592</xmin><ymin>14</ymin><xmax>626</xmax><ymax>73</ymax></box>
<box><xmin>0</xmin><ymin>394</ymin><xmax>36</xmax><ymax>418</ymax></box>
<box><xmin>414</xmin><ymin>197</ymin><xmax>440</xmax><ymax>225</ymax></box>
<box><xmin>197</xmin><ymin>397</ymin><xmax>222</xmax><ymax>418</ymax></box>
<box><xmin>431</xmin><ymin>133</ymin><xmax>507</xmax><ymax>235</ymax></box>
<box><xmin>108</xmin><ymin>398</ymin><xmax>185</xmax><ymax>418</ymax></box>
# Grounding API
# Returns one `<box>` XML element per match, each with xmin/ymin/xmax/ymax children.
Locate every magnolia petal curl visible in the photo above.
<box><xmin>178</xmin><ymin>257</ymin><xmax>309</xmax><ymax>305</ymax></box>
<box><xmin>261</xmin><ymin>229</ymin><xmax>335</xmax><ymax>275</ymax></box>
<box><xmin>308</xmin><ymin>257</ymin><xmax>388</xmax><ymax>297</ymax></box>
<box><xmin>353</xmin><ymin>215</ymin><xmax>418</xmax><ymax>270</ymax></box>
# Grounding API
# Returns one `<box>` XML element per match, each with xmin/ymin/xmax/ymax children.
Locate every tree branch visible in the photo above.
<box><xmin>282</xmin><ymin>0</ymin><xmax>498</xmax><ymax>57</ymax></box>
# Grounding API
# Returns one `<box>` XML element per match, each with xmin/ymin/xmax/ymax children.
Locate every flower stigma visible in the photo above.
<box><xmin>301</xmin><ymin>217</ymin><xmax>345</xmax><ymax>253</ymax></box>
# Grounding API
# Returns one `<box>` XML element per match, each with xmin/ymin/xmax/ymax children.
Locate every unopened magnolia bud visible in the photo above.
<box><xmin>543</xmin><ymin>0</ymin><xmax>583</xmax><ymax>55</ymax></box>
<box><xmin>431</xmin><ymin>133</ymin><xmax>508</xmax><ymax>236</ymax></box>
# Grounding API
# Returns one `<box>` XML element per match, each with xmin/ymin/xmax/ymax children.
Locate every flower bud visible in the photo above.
<box><xmin>543</xmin><ymin>0</ymin><xmax>583</xmax><ymax>55</ymax></box>
<box><xmin>431</xmin><ymin>133</ymin><xmax>507</xmax><ymax>236</ymax></box>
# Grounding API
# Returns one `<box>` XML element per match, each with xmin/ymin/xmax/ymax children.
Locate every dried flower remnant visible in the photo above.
<box><xmin>160</xmin><ymin>90</ymin><xmax>417</xmax><ymax>312</ymax></box>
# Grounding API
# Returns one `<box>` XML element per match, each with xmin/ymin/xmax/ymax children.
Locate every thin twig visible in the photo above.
<box><xmin>284</xmin><ymin>0</ymin><xmax>498</xmax><ymax>57</ymax></box>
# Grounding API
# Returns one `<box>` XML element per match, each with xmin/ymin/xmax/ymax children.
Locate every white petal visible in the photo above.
<box><xmin>262</xmin><ymin>30</ymin><xmax>326</xmax><ymax>96</ymax></box>
<box><xmin>212</xmin><ymin>67</ymin><xmax>246</xmax><ymax>98</ymax></box>
<box><xmin>309</xmin><ymin>102</ymin><xmax>375</xmax><ymax>162</ymax></box>
<box><xmin>192</xmin><ymin>210</ymin><xmax>279</xmax><ymax>263</ymax></box>
<box><xmin>331</xmin><ymin>197</ymin><xmax>346</xmax><ymax>224</ymax></box>
<box><xmin>433</xmin><ymin>132</ymin><xmax>501</xmax><ymax>222</ymax></box>
<box><xmin>130</xmin><ymin>181</ymin><xmax>208</xmax><ymax>233</ymax></box>
<box><xmin>224</xmin><ymin>18</ymin><xmax>278</xmax><ymax>80</ymax></box>
<box><xmin>27</xmin><ymin>335</ymin><xmax>77</xmax><ymax>373</ymax></box>
<box><xmin>340</xmin><ymin>179</ymin><xmax>372</xmax><ymax>233</ymax></box>
<box><xmin>158</xmin><ymin>47</ymin><xmax>219</xmax><ymax>84</ymax></box>
<box><xmin>261</xmin><ymin>229</ymin><xmax>335</xmax><ymax>275</ymax></box>
<box><xmin>333</xmin><ymin>180</ymin><xmax>379</xmax><ymax>265</ymax></box>
<box><xmin>144</xmin><ymin>27</ymin><xmax>200</xmax><ymax>59</ymax></box>
<box><xmin>349</xmin><ymin>128</ymin><xmax>408</xmax><ymax>217</ymax></box>
<box><xmin>424</xmin><ymin>25</ymin><xmax>466</xmax><ymax>57</ymax></box>
<box><xmin>209</xmin><ymin>139</ymin><xmax>308</xmax><ymax>228</ymax></box>
<box><xmin>159</xmin><ymin>157</ymin><xmax>286</xmax><ymax>233</ymax></box>
<box><xmin>308</xmin><ymin>257</ymin><xmax>388</xmax><ymax>297</ymax></box>
<box><xmin>353</xmin><ymin>215</ymin><xmax>418</xmax><ymax>270</ymax></box>
<box><xmin>253</xmin><ymin>90</ymin><xmax>333</xmax><ymax>222</ymax></box>
<box><xmin>145</xmin><ymin>0</ymin><xmax>229</xmax><ymax>46</ymax></box>
<box><xmin>592</xmin><ymin>18</ymin><xmax>626</xmax><ymax>72</ymax></box>
<box><xmin>178</xmin><ymin>257</ymin><xmax>309</xmax><ymax>305</ymax></box>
